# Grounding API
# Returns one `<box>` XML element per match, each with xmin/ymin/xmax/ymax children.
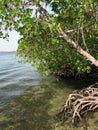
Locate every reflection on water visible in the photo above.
<box><xmin>0</xmin><ymin>52</ymin><xmax>98</xmax><ymax>130</ymax></box>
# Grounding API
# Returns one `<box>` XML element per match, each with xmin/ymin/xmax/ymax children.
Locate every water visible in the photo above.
<box><xmin>0</xmin><ymin>52</ymin><xmax>98</xmax><ymax>130</ymax></box>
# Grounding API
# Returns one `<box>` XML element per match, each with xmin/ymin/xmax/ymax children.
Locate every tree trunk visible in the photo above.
<box><xmin>59</xmin><ymin>28</ymin><xmax>98</xmax><ymax>67</ymax></box>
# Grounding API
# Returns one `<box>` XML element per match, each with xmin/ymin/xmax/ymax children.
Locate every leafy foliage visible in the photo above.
<box><xmin>0</xmin><ymin>0</ymin><xmax>98</xmax><ymax>74</ymax></box>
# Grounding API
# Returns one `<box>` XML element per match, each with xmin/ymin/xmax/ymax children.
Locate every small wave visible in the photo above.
<box><xmin>0</xmin><ymin>52</ymin><xmax>41</xmax><ymax>100</ymax></box>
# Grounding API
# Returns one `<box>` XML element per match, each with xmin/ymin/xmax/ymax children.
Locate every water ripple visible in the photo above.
<box><xmin>0</xmin><ymin>52</ymin><xmax>41</xmax><ymax>98</ymax></box>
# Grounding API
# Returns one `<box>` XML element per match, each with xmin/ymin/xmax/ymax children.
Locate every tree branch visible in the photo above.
<box><xmin>59</xmin><ymin>27</ymin><xmax>98</xmax><ymax>67</ymax></box>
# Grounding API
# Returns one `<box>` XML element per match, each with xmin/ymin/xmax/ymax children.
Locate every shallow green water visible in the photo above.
<box><xmin>0</xmin><ymin>52</ymin><xmax>98</xmax><ymax>130</ymax></box>
<box><xmin>0</xmin><ymin>77</ymin><xmax>98</xmax><ymax>130</ymax></box>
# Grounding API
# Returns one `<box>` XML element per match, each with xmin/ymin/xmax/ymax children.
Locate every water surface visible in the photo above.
<box><xmin>0</xmin><ymin>52</ymin><xmax>98</xmax><ymax>130</ymax></box>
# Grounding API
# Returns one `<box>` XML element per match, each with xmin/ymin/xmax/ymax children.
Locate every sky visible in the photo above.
<box><xmin>0</xmin><ymin>31</ymin><xmax>20</xmax><ymax>52</ymax></box>
<box><xmin>0</xmin><ymin>4</ymin><xmax>52</xmax><ymax>52</ymax></box>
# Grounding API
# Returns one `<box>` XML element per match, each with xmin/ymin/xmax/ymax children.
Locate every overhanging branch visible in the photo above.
<box><xmin>59</xmin><ymin>27</ymin><xmax>98</xmax><ymax>67</ymax></box>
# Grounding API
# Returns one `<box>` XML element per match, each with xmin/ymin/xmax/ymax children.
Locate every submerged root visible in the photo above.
<box><xmin>56</xmin><ymin>82</ymin><xmax>98</xmax><ymax>124</ymax></box>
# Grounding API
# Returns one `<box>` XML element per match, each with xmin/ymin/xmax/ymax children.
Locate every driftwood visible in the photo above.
<box><xmin>57</xmin><ymin>83</ymin><xmax>98</xmax><ymax>124</ymax></box>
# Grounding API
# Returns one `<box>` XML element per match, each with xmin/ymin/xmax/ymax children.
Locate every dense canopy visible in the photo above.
<box><xmin>0</xmin><ymin>0</ymin><xmax>98</xmax><ymax>75</ymax></box>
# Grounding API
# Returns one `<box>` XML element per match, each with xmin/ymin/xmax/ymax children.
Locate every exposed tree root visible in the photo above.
<box><xmin>56</xmin><ymin>83</ymin><xmax>98</xmax><ymax>124</ymax></box>
<box><xmin>57</xmin><ymin>65</ymin><xmax>98</xmax><ymax>80</ymax></box>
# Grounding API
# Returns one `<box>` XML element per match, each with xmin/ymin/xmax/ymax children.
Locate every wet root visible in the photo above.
<box><xmin>57</xmin><ymin>82</ymin><xmax>98</xmax><ymax>124</ymax></box>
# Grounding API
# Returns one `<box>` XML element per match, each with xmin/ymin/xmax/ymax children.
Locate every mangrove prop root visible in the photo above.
<box><xmin>57</xmin><ymin>83</ymin><xmax>98</xmax><ymax>124</ymax></box>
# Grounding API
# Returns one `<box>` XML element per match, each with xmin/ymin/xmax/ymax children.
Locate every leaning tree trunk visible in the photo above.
<box><xmin>59</xmin><ymin>27</ymin><xmax>98</xmax><ymax>67</ymax></box>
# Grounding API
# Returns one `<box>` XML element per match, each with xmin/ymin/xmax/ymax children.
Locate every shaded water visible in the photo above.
<box><xmin>0</xmin><ymin>52</ymin><xmax>98</xmax><ymax>130</ymax></box>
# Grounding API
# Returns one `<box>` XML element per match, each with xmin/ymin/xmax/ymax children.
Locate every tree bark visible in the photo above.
<box><xmin>59</xmin><ymin>27</ymin><xmax>98</xmax><ymax>67</ymax></box>
<box><xmin>56</xmin><ymin>83</ymin><xmax>98</xmax><ymax>124</ymax></box>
